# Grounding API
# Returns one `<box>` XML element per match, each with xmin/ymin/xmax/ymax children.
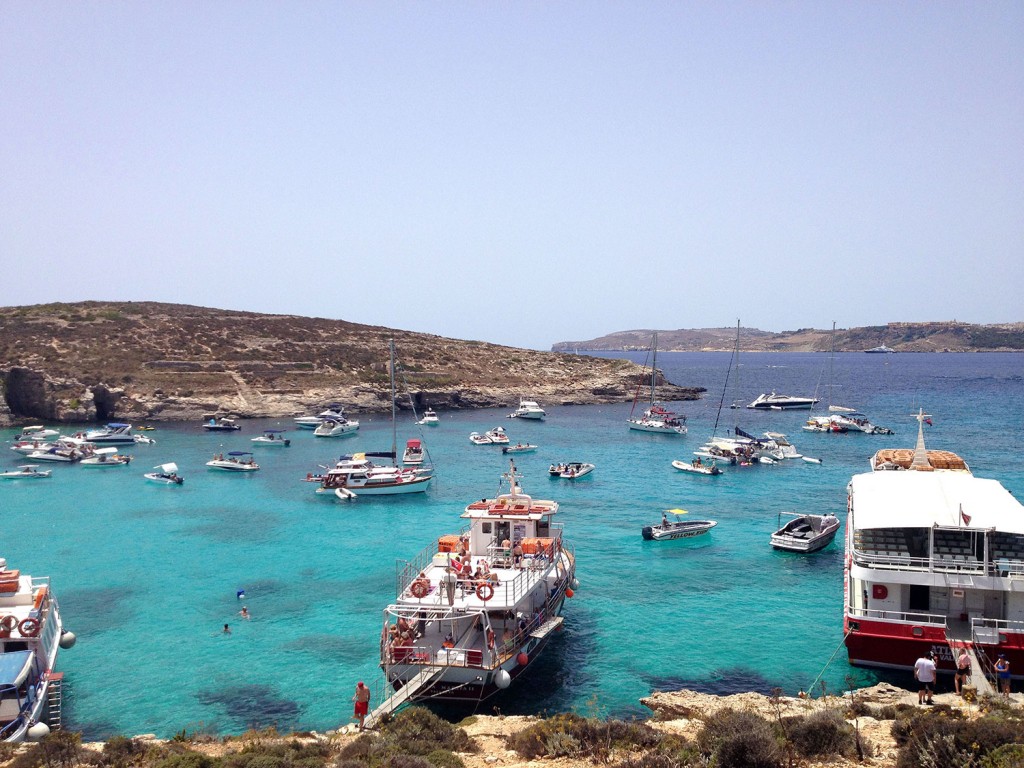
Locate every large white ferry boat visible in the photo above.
<box><xmin>0</xmin><ymin>558</ymin><xmax>76</xmax><ymax>742</ymax></box>
<box><xmin>844</xmin><ymin>410</ymin><xmax>1024</xmax><ymax>678</ymax></box>
<box><xmin>378</xmin><ymin>463</ymin><xmax>575</xmax><ymax>703</ymax></box>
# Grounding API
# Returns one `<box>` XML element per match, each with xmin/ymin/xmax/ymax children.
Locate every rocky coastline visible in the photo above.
<box><xmin>0</xmin><ymin>302</ymin><xmax>703</xmax><ymax>427</ymax></box>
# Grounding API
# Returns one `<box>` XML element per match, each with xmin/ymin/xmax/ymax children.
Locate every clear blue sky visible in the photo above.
<box><xmin>2</xmin><ymin>3</ymin><xmax>1021</xmax><ymax>350</ymax></box>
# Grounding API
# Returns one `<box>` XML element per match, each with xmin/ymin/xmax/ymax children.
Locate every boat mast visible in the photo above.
<box><xmin>650</xmin><ymin>331</ymin><xmax>658</xmax><ymax>408</ymax></box>
<box><xmin>390</xmin><ymin>339</ymin><xmax>397</xmax><ymax>458</ymax></box>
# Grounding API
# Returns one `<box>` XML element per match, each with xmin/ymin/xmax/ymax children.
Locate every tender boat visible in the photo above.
<box><xmin>206</xmin><ymin>451</ymin><xmax>260</xmax><ymax>472</ymax></box>
<box><xmin>0</xmin><ymin>557</ymin><xmax>76</xmax><ymax>742</ymax></box>
<box><xmin>642</xmin><ymin>510</ymin><xmax>717</xmax><ymax>541</ymax></box>
<box><xmin>378</xmin><ymin>462</ymin><xmax>575</xmax><ymax>705</ymax></box>
<box><xmin>80</xmin><ymin>447</ymin><xmax>132</xmax><ymax>466</ymax></box>
<box><xmin>548</xmin><ymin>462</ymin><xmax>595</xmax><ymax>479</ymax></box>
<box><xmin>770</xmin><ymin>513</ymin><xmax>840</xmax><ymax>553</ymax></box>
<box><xmin>671</xmin><ymin>458</ymin><xmax>723</xmax><ymax>476</ymax></box>
<box><xmin>402</xmin><ymin>439</ymin><xmax>425</xmax><ymax>465</ymax></box>
<box><xmin>418</xmin><ymin>409</ymin><xmax>440</xmax><ymax>426</ymax></box>
<box><xmin>485</xmin><ymin>427</ymin><xmax>510</xmax><ymax>444</ymax></box>
<box><xmin>313</xmin><ymin>417</ymin><xmax>359</xmax><ymax>438</ymax></box>
<box><xmin>747</xmin><ymin>392</ymin><xmax>819</xmax><ymax>410</ymax></box>
<box><xmin>469</xmin><ymin>432</ymin><xmax>493</xmax><ymax>445</ymax></box>
<box><xmin>842</xmin><ymin>409</ymin><xmax>1024</xmax><ymax>675</ymax></box>
<box><xmin>203</xmin><ymin>417</ymin><xmax>240</xmax><ymax>432</ymax></box>
<box><xmin>144</xmin><ymin>462</ymin><xmax>183</xmax><ymax>485</ymax></box>
<box><xmin>84</xmin><ymin>423</ymin><xmax>145</xmax><ymax>444</ymax></box>
<box><xmin>502</xmin><ymin>443</ymin><xmax>538</xmax><ymax>455</ymax></box>
<box><xmin>628</xmin><ymin>333</ymin><xmax>686</xmax><ymax>435</ymax></box>
<box><xmin>294</xmin><ymin>405</ymin><xmax>350</xmax><ymax>429</ymax></box>
<box><xmin>508</xmin><ymin>399</ymin><xmax>546</xmax><ymax>420</ymax></box>
<box><xmin>0</xmin><ymin>465</ymin><xmax>52</xmax><ymax>480</ymax></box>
<box><xmin>251</xmin><ymin>429</ymin><xmax>291</xmax><ymax>447</ymax></box>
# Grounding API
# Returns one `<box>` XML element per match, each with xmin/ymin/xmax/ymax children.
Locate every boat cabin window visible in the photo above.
<box><xmin>909</xmin><ymin>584</ymin><xmax>930</xmax><ymax>612</ymax></box>
<box><xmin>537</xmin><ymin>520</ymin><xmax>550</xmax><ymax>537</ymax></box>
<box><xmin>495</xmin><ymin>523</ymin><xmax>511</xmax><ymax>542</ymax></box>
<box><xmin>480</xmin><ymin>522</ymin><xmax>492</xmax><ymax>534</ymax></box>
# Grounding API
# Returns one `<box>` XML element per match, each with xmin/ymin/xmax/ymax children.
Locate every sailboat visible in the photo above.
<box><xmin>314</xmin><ymin>340</ymin><xmax>433</xmax><ymax>499</ymax></box>
<box><xmin>627</xmin><ymin>332</ymin><xmax>687</xmax><ymax>435</ymax></box>
<box><xmin>803</xmin><ymin>323</ymin><xmax>894</xmax><ymax>436</ymax></box>
<box><xmin>694</xmin><ymin>321</ymin><xmax>785</xmax><ymax>465</ymax></box>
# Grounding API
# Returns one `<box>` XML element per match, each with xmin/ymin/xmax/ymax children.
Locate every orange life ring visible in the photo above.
<box><xmin>476</xmin><ymin>583</ymin><xmax>494</xmax><ymax>601</ymax></box>
<box><xmin>18</xmin><ymin>618</ymin><xmax>40</xmax><ymax>637</ymax></box>
<box><xmin>0</xmin><ymin>615</ymin><xmax>17</xmax><ymax>632</ymax></box>
<box><xmin>411</xmin><ymin>581</ymin><xmax>429</xmax><ymax>598</ymax></box>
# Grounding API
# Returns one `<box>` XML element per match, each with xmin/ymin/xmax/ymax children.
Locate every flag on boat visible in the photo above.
<box><xmin>925</xmin><ymin>418</ymin><xmax>933</xmax><ymax>426</ymax></box>
<box><xmin>960</xmin><ymin>505</ymin><xmax>971</xmax><ymax>526</ymax></box>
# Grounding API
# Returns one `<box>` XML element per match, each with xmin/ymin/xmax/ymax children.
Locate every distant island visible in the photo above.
<box><xmin>0</xmin><ymin>302</ymin><xmax>703</xmax><ymax>425</ymax></box>
<box><xmin>552</xmin><ymin>321</ymin><xmax>1024</xmax><ymax>353</ymax></box>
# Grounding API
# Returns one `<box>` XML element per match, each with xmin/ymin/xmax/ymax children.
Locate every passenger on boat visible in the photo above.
<box><xmin>513</xmin><ymin>541</ymin><xmax>524</xmax><ymax>569</ymax></box>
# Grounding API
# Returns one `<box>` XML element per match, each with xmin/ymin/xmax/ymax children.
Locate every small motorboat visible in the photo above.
<box><xmin>80</xmin><ymin>447</ymin><xmax>132</xmax><ymax>466</ymax></box>
<box><xmin>145</xmin><ymin>462</ymin><xmax>184</xmax><ymax>485</ymax></box>
<box><xmin>747</xmin><ymin>393</ymin><xmax>819</xmax><ymax>410</ymax></box>
<box><xmin>13</xmin><ymin>426</ymin><xmax>60</xmax><ymax>441</ymax></box>
<box><xmin>251</xmin><ymin>429</ymin><xmax>291</xmax><ymax>447</ymax></box>
<box><xmin>206</xmin><ymin>451</ymin><xmax>260</xmax><ymax>472</ymax></box>
<box><xmin>642</xmin><ymin>509</ymin><xmax>717</xmax><ymax>541</ymax></box>
<box><xmin>507</xmin><ymin>399</ymin><xmax>546</xmax><ymax>420</ymax></box>
<box><xmin>485</xmin><ymin>427</ymin><xmax>509</xmax><ymax>444</ymax></box>
<box><xmin>402</xmin><ymin>439</ymin><xmax>425</xmax><ymax>465</ymax></box>
<box><xmin>0</xmin><ymin>464</ymin><xmax>52</xmax><ymax>479</ymax></box>
<box><xmin>548</xmin><ymin>462</ymin><xmax>595</xmax><ymax>479</ymax></box>
<box><xmin>671</xmin><ymin>458</ymin><xmax>723</xmax><ymax>476</ymax></box>
<box><xmin>502</xmin><ymin>443</ymin><xmax>538</xmax><ymax>455</ymax></box>
<box><xmin>802</xmin><ymin>456</ymin><xmax>823</xmax><ymax>465</ymax></box>
<box><xmin>294</xmin><ymin>404</ymin><xmax>350</xmax><ymax>429</ymax></box>
<box><xmin>469</xmin><ymin>432</ymin><xmax>492</xmax><ymax>445</ymax></box>
<box><xmin>770</xmin><ymin>513</ymin><xmax>840</xmax><ymax>553</ymax></box>
<box><xmin>313</xmin><ymin>418</ymin><xmax>359</xmax><ymax>438</ymax></box>
<box><xmin>203</xmin><ymin>417</ymin><xmax>241</xmax><ymax>432</ymax></box>
<box><xmin>417</xmin><ymin>409</ymin><xmax>440</xmax><ymax>426</ymax></box>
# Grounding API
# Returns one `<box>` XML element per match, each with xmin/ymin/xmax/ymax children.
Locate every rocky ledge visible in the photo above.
<box><xmin>0</xmin><ymin>302</ymin><xmax>703</xmax><ymax>425</ymax></box>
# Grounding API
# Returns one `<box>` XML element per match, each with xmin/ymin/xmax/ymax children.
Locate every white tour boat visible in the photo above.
<box><xmin>206</xmin><ymin>451</ymin><xmax>260</xmax><ymax>472</ymax></box>
<box><xmin>0</xmin><ymin>557</ymin><xmax>76</xmax><ymax>742</ymax></box>
<box><xmin>144</xmin><ymin>462</ymin><xmax>183</xmax><ymax>485</ymax></box>
<box><xmin>508</xmin><ymin>400</ymin><xmax>546</xmax><ymax>420</ymax></box>
<box><xmin>0</xmin><ymin>466</ymin><xmax>52</xmax><ymax>480</ymax></box>
<box><xmin>377</xmin><ymin>462</ymin><xmax>575</xmax><ymax>705</ymax></box>
<box><xmin>251</xmin><ymin>429</ymin><xmax>291</xmax><ymax>447</ymax></box>
<box><xmin>770</xmin><ymin>513</ymin><xmax>840</xmax><ymax>553</ymax></box>
<box><xmin>843</xmin><ymin>410</ymin><xmax>1024</xmax><ymax>677</ymax></box>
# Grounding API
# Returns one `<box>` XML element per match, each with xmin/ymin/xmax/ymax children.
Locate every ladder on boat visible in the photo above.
<box><xmin>44</xmin><ymin>672</ymin><xmax>64</xmax><ymax>731</ymax></box>
<box><xmin>362</xmin><ymin>666</ymin><xmax>443</xmax><ymax>731</ymax></box>
<box><xmin>946</xmin><ymin>639</ymin><xmax>995</xmax><ymax>697</ymax></box>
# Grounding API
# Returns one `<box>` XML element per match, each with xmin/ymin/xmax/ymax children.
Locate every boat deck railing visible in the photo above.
<box><xmin>851</xmin><ymin>547</ymin><xmax>1024</xmax><ymax>577</ymax></box>
<box><xmin>847</xmin><ymin>606</ymin><xmax>947</xmax><ymax>627</ymax></box>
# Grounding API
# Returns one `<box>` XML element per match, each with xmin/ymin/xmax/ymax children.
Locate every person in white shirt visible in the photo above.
<box><xmin>914</xmin><ymin>651</ymin><xmax>937</xmax><ymax>705</ymax></box>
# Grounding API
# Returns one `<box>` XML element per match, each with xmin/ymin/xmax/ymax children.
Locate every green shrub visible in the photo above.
<box><xmin>786</xmin><ymin>709</ymin><xmax>855</xmax><ymax>757</ymax></box>
<box><xmin>695</xmin><ymin>709</ymin><xmax>781</xmax><ymax>768</ymax></box>
<box><xmin>424</xmin><ymin>750</ymin><xmax>463</xmax><ymax>768</ymax></box>
<box><xmin>378</xmin><ymin>707</ymin><xmax>475</xmax><ymax>756</ymax></box>
<box><xmin>154</xmin><ymin>751</ymin><xmax>223</xmax><ymax>768</ymax></box>
<box><xmin>381</xmin><ymin>757</ymin><xmax>431</xmax><ymax>768</ymax></box>
<box><xmin>11</xmin><ymin>730</ymin><xmax>83</xmax><ymax>768</ymax></box>
<box><xmin>982</xmin><ymin>743</ymin><xmax>1024</xmax><ymax>767</ymax></box>
<box><xmin>507</xmin><ymin>713</ymin><xmax>662</xmax><ymax>759</ymax></box>
<box><xmin>100</xmin><ymin>736</ymin><xmax>158</xmax><ymax>767</ymax></box>
<box><xmin>895</xmin><ymin>712</ymin><xmax>1024</xmax><ymax>768</ymax></box>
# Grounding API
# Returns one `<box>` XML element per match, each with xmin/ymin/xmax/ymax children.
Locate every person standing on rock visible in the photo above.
<box><xmin>913</xmin><ymin>651</ymin><xmax>936</xmax><ymax>705</ymax></box>
<box><xmin>995</xmin><ymin>654</ymin><xmax>1011</xmax><ymax>700</ymax></box>
<box><xmin>353</xmin><ymin>681</ymin><xmax>371</xmax><ymax>731</ymax></box>
<box><xmin>955</xmin><ymin>648</ymin><xmax>971</xmax><ymax>695</ymax></box>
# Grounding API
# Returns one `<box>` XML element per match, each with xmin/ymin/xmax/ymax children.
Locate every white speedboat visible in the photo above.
<box><xmin>0</xmin><ymin>465</ymin><xmax>52</xmax><ymax>480</ymax></box>
<box><xmin>628</xmin><ymin>333</ymin><xmax>687</xmax><ymax>435</ymax></box>
<box><xmin>671</xmin><ymin>458</ymin><xmax>723</xmax><ymax>476</ymax></box>
<box><xmin>770</xmin><ymin>513</ymin><xmax>840</xmax><ymax>553</ymax></box>
<box><xmin>26</xmin><ymin>440</ymin><xmax>89</xmax><ymax>463</ymax></box>
<box><xmin>202</xmin><ymin>417</ymin><xmax>240</xmax><ymax>432</ymax></box>
<box><xmin>206</xmin><ymin>451</ymin><xmax>260</xmax><ymax>472</ymax></box>
<box><xmin>377</xmin><ymin>462</ymin><xmax>575</xmax><ymax>707</ymax></box>
<box><xmin>313</xmin><ymin>418</ymin><xmax>359</xmax><ymax>438</ymax></box>
<box><xmin>418</xmin><ymin>409</ymin><xmax>440</xmax><ymax>426</ymax></box>
<box><xmin>144</xmin><ymin>462</ymin><xmax>183</xmax><ymax>485</ymax></box>
<box><xmin>694</xmin><ymin>428</ymin><xmax>785</xmax><ymax>465</ymax></box>
<box><xmin>747</xmin><ymin>392</ymin><xmax>819</xmax><ymax>410</ymax></box>
<box><xmin>548</xmin><ymin>462</ymin><xmax>595</xmax><ymax>479</ymax></box>
<box><xmin>80</xmin><ymin>447</ymin><xmax>132</xmax><ymax>466</ymax></box>
<box><xmin>485</xmin><ymin>427</ymin><xmax>509</xmax><ymax>444</ymax></box>
<box><xmin>865</xmin><ymin>345</ymin><xmax>896</xmax><ymax>353</ymax></box>
<box><xmin>469</xmin><ymin>432</ymin><xmax>492</xmax><ymax>445</ymax></box>
<box><xmin>642</xmin><ymin>510</ymin><xmax>717</xmax><ymax>541</ymax></box>
<box><xmin>294</xmin><ymin>405</ymin><xmax>350</xmax><ymax>429</ymax></box>
<box><xmin>764</xmin><ymin>432</ymin><xmax>802</xmax><ymax>459</ymax></box>
<box><xmin>508</xmin><ymin>399</ymin><xmax>546</xmax><ymax>420</ymax></box>
<box><xmin>83</xmin><ymin>423</ymin><xmax>141</xmax><ymax>444</ymax></box>
<box><xmin>9</xmin><ymin>440</ymin><xmax>56</xmax><ymax>455</ymax></box>
<box><xmin>828</xmin><ymin>408</ymin><xmax>894</xmax><ymax>435</ymax></box>
<box><xmin>251</xmin><ymin>429</ymin><xmax>291</xmax><ymax>447</ymax></box>
<box><xmin>315</xmin><ymin>454</ymin><xmax>432</xmax><ymax>498</ymax></box>
<box><xmin>12</xmin><ymin>426</ymin><xmax>60</xmax><ymax>442</ymax></box>
<box><xmin>402</xmin><ymin>439</ymin><xmax>425</xmax><ymax>465</ymax></box>
<box><xmin>0</xmin><ymin>556</ymin><xmax>76</xmax><ymax>742</ymax></box>
<box><xmin>502</xmin><ymin>443</ymin><xmax>538</xmax><ymax>455</ymax></box>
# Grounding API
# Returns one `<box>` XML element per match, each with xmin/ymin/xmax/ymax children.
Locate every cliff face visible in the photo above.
<box><xmin>554</xmin><ymin>321</ymin><xmax>1024</xmax><ymax>352</ymax></box>
<box><xmin>0</xmin><ymin>302</ymin><xmax>703</xmax><ymax>424</ymax></box>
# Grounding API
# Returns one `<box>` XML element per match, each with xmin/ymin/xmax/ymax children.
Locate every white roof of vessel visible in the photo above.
<box><xmin>849</xmin><ymin>470</ymin><xmax>1024</xmax><ymax>532</ymax></box>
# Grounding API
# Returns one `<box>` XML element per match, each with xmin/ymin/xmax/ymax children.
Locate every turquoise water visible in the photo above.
<box><xmin>2</xmin><ymin>352</ymin><xmax>1023</xmax><ymax>737</ymax></box>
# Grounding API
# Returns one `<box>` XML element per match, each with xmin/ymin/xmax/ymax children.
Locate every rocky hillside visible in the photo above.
<box><xmin>553</xmin><ymin>321</ymin><xmax>1024</xmax><ymax>353</ymax></box>
<box><xmin>0</xmin><ymin>302</ymin><xmax>703</xmax><ymax>425</ymax></box>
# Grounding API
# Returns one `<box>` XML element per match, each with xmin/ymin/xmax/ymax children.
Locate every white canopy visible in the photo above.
<box><xmin>849</xmin><ymin>470</ymin><xmax>1024</xmax><ymax>533</ymax></box>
